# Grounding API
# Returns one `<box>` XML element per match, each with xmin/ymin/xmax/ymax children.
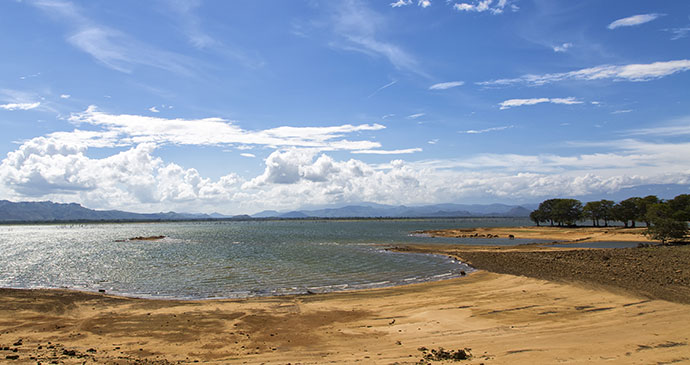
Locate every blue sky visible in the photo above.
<box><xmin>1</xmin><ymin>0</ymin><xmax>689</xmax><ymax>214</ymax></box>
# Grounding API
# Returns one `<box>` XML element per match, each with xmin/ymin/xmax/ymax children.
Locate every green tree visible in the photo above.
<box><xmin>552</xmin><ymin>199</ymin><xmax>583</xmax><ymax>226</ymax></box>
<box><xmin>613</xmin><ymin>197</ymin><xmax>641</xmax><ymax>228</ymax></box>
<box><xmin>529</xmin><ymin>209</ymin><xmax>547</xmax><ymax>226</ymax></box>
<box><xmin>645</xmin><ymin>202</ymin><xmax>689</xmax><ymax>244</ymax></box>
<box><xmin>599</xmin><ymin>199</ymin><xmax>615</xmax><ymax>227</ymax></box>
<box><xmin>637</xmin><ymin>195</ymin><xmax>660</xmax><ymax>226</ymax></box>
<box><xmin>668</xmin><ymin>194</ymin><xmax>690</xmax><ymax>221</ymax></box>
<box><xmin>583</xmin><ymin>201</ymin><xmax>602</xmax><ymax>226</ymax></box>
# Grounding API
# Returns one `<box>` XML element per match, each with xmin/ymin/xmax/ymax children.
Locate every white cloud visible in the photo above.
<box><xmin>429</xmin><ymin>81</ymin><xmax>464</xmax><ymax>90</ymax></box>
<box><xmin>407</xmin><ymin>113</ymin><xmax>425</xmax><ymax>119</ymax></box>
<box><xmin>390</xmin><ymin>0</ymin><xmax>430</xmax><ymax>8</ymax></box>
<box><xmin>0</xmin><ymin>102</ymin><xmax>41</xmax><ymax>111</ymax></box>
<box><xmin>31</xmin><ymin>1</ymin><xmax>194</xmax><ymax>74</ymax></box>
<box><xmin>461</xmin><ymin>125</ymin><xmax>513</xmax><ymax>134</ymax></box>
<box><xmin>478</xmin><ymin>59</ymin><xmax>690</xmax><ymax>86</ymax></box>
<box><xmin>611</xmin><ymin>109</ymin><xmax>633</xmax><ymax>114</ymax></box>
<box><xmin>608</xmin><ymin>13</ymin><xmax>663</xmax><ymax>30</ymax></box>
<box><xmin>333</xmin><ymin>1</ymin><xmax>422</xmax><ymax>75</ymax></box>
<box><xmin>60</xmin><ymin>94</ymin><xmax>71</xmax><ymax>99</ymax></box>
<box><xmin>390</xmin><ymin>0</ymin><xmax>411</xmax><ymax>7</ymax></box>
<box><xmin>552</xmin><ymin>42</ymin><xmax>572</xmax><ymax>53</ymax></box>
<box><xmin>625</xmin><ymin>116</ymin><xmax>690</xmax><ymax>137</ymax></box>
<box><xmin>240</xmin><ymin>153</ymin><xmax>256</xmax><ymax>158</ymax></box>
<box><xmin>499</xmin><ymin>97</ymin><xmax>582</xmax><ymax>109</ymax></box>
<box><xmin>453</xmin><ymin>0</ymin><xmax>509</xmax><ymax>15</ymax></box>
<box><xmin>368</xmin><ymin>80</ymin><xmax>397</xmax><ymax>98</ymax></box>
<box><xmin>67</xmin><ymin>106</ymin><xmax>386</xmax><ymax>151</ymax></box>
<box><xmin>3</xmin><ymin>133</ymin><xmax>690</xmax><ymax>213</ymax></box>
<box><xmin>351</xmin><ymin>148</ymin><xmax>423</xmax><ymax>154</ymax></box>
<box><xmin>665</xmin><ymin>27</ymin><xmax>690</xmax><ymax>40</ymax></box>
<box><xmin>148</xmin><ymin>106</ymin><xmax>160</xmax><ymax>113</ymax></box>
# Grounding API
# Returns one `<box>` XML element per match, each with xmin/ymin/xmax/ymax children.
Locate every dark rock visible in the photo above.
<box><xmin>5</xmin><ymin>355</ymin><xmax>19</xmax><ymax>360</ymax></box>
<box><xmin>62</xmin><ymin>349</ymin><xmax>77</xmax><ymax>356</ymax></box>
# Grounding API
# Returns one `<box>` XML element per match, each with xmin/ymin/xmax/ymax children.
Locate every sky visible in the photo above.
<box><xmin>0</xmin><ymin>0</ymin><xmax>689</xmax><ymax>215</ymax></box>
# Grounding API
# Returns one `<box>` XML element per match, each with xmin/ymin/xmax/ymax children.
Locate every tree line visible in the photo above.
<box><xmin>529</xmin><ymin>194</ymin><xmax>690</xmax><ymax>244</ymax></box>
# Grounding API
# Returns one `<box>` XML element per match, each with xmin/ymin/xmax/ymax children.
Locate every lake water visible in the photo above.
<box><xmin>0</xmin><ymin>217</ymin><xmax>533</xmax><ymax>299</ymax></box>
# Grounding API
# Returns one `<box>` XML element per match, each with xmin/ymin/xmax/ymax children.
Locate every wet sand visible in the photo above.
<box><xmin>1</xmin><ymin>229</ymin><xmax>689</xmax><ymax>364</ymax></box>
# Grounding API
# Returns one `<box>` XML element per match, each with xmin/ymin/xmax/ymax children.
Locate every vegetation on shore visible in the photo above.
<box><xmin>529</xmin><ymin>194</ymin><xmax>690</xmax><ymax>244</ymax></box>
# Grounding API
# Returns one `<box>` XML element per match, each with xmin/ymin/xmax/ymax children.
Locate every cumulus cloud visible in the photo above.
<box><xmin>499</xmin><ymin>97</ymin><xmax>583</xmax><ymax>109</ymax></box>
<box><xmin>60</xmin><ymin>94</ymin><xmax>71</xmax><ymax>99</ymax></box>
<box><xmin>429</xmin><ymin>81</ymin><xmax>464</xmax><ymax>90</ymax></box>
<box><xmin>3</xmin><ymin>132</ymin><xmax>690</xmax><ymax>213</ymax></box>
<box><xmin>608</xmin><ymin>14</ymin><xmax>663</xmax><ymax>30</ymax></box>
<box><xmin>478</xmin><ymin>59</ymin><xmax>690</xmax><ymax>86</ymax></box>
<box><xmin>148</xmin><ymin>106</ymin><xmax>160</xmax><ymax>113</ymax></box>
<box><xmin>0</xmin><ymin>102</ymin><xmax>41</xmax><ymax>111</ymax></box>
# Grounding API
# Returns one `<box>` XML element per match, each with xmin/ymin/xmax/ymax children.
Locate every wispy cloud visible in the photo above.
<box><xmin>625</xmin><ymin>116</ymin><xmax>690</xmax><ymax>137</ymax></box>
<box><xmin>31</xmin><ymin>0</ymin><xmax>194</xmax><ymax>74</ymax></box>
<box><xmin>333</xmin><ymin>0</ymin><xmax>422</xmax><ymax>75</ymax></box>
<box><xmin>608</xmin><ymin>13</ymin><xmax>663</xmax><ymax>30</ymax></box>
<box><xmin>407</xmin><ymin>113</ymin><xmax>425</xmax><ymax>119</ymax></box>
<box><xmin>60</xmin><ymin>94</ymin><xmax>71</xmax><ymax>99</ymax></box>
<box><xmin>454</xmin><ymin>0</ymin><xmax>510</xmax><ymax>15</ymax></box>
<box><xmin>390</xmin><ymin>0</ymin><xmax>431</xmax><ymax>8</ymax></box>
<box><xmin>499</xmin><ymin>97</ymin><xmax>582</xmax><ymax>110</ymax></box>
<box><xmin>148</xmin><ymin>106</ymin><xmax>160</xmax><ymax>113</ymax></box>
<box><xmin>552</xmin><ymin>42</ymin><xmax>572</xmax><ymax>53</ymax></box>
<box><xmin>240</xmin><ymin>153</ymin><xmax>256</xmax><ymax>158</ymax></box>
<box><xmin>368</xmin><ymin>80</ymin><xmax>397</xmax><ymax>98</ymax></box>
<box><xmin>429</xmin><ymin>81</ymin><xmax>464</xmax><ymax>90</ymax></box>
<box><xmin>65</xmin><ymin>106</ymin><xmax>386</xmax><ymax>152</ymax></box>
<box><xmin>351</xmin><ymin>148</ymin><xmax>422</xmax><ymax>154</ymax></box>
<box><xmin>390</xmin><ymin>0</ymin><xmax>411</xmax><ymax>7</ymax></box>
<box><xmin>0</xmin><ymin>102</ymin><xmax>41</xmax><ymax>111</ymax></box>
<box><xmin>478</xmin><ymin>59</ymin><xmax>690</xmax><ymax>86</ymax></box>
<box><xmin>611</xmin><ymin>109</ymin><xmax>633</xmax><ymax>114</ymax></box>
<box><xmin>664</xmin><ymin>27</ymin><xmax>690</xmax><ymax>40</ymax></box>
<box><xmin>461</xmin><ymin>125</ymin><xmax>513</xmax><ymax>134</ymax></box>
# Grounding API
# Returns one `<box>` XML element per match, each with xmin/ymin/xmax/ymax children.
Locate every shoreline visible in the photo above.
<box><xmin>419</xmin><ymin>225</ymin><xmax>655</xmax><ymax>243</ymax></box>
<box><xmin>2</xmin><ymin>227</ymin><xmax>689</xmax><ymax>363</ymax></box>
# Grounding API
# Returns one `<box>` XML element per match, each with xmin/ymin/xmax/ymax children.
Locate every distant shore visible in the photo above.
<box><xmin>1</xmin><ymin>227</ymin><xmax>689</xmax><ymax>364</ymax></box>
<box><xmin>419</xmin><ymin>225</ymin><xmax>655</xmax><ymax>243</ymax></box>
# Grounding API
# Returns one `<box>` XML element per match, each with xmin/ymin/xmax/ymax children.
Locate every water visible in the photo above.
<box><xmin>0</xmin><ymin>217</ymin><xmax>531</xmax><ymax>299</ymax></box>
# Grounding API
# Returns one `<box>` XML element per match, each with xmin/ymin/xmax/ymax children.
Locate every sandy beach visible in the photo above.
<box><xmin>1</xmin><ymin>227</ymin><xmax>689</xmax><ymax>364</ymax></box>
<box><xmin>419</xmin><ymin>225</ymin><xmax>655</xmax><ymax>243</ymax></box>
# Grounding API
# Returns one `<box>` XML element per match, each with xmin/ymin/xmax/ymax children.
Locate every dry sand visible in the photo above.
<box><xmin>1</xmin><ymin>226</ymin><xmax>689</xmax><ymax>364</ymax></box>
<box><xmin>420</xmin><ymin>225</ymin><xmax>655</xmax><ymax>243</ymax></box>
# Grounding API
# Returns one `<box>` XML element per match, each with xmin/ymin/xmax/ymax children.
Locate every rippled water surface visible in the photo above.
<box><xmin>0</xmin><ymin>218</ymin><xmax>532</xmax><ymax>299</ymax></box>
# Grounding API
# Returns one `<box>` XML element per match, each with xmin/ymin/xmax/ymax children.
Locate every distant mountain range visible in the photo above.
<box><xmin>0</xmin><ymin>200</ymin><xmax>534</xmax><ymax>222</ymax></box>
<box><xmin>251</xmin><ymin>203</ymin><xmax>535</xmax><ymax>219</ymax></box>
<box><xmin>0</xmin><ymin>200</ymin><xmax>250</xmax><ymax>222</ymax></box>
